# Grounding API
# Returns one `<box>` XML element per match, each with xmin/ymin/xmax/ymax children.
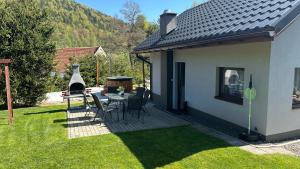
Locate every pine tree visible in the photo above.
<box><xmin>0</xmin><ymin>0</ymin><xmax>56</xmax><ymax>106</ymax></box>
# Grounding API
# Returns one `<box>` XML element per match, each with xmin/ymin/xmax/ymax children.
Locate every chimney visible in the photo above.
<box><xmin>160</xmin><ymin>9</ymin><xmax>177</xmax><ymax>37</ymax></box>
<box><xmin>69</xmin><ymin>64</ymin><xmax>86</xmax><ymax>89</ymax></box>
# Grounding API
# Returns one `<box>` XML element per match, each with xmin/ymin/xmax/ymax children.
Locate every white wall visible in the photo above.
<box><xmin>173</xmin><ymin>42</ymin><xmax>271</xmax><ymax>135</ymax></box>
<box><xmin>267</xmin><ymin>16</ymin><xmax>300</xmax><ymax>135</ymax></box>
<box><xmin>150</xmin><ymin>52</ymin><xmax>161</xmax><ymax>95</ymax></box>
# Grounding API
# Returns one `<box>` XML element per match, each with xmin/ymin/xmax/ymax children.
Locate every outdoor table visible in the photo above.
<box><xmin>63</xmin><ymin>93</ymin><xmax>90</xmax><ymax>110</ymax></box>
<box><xmin>105</xmin><ymin>93</ymin><xmax>131</xmax><ymax>120</ymax></box>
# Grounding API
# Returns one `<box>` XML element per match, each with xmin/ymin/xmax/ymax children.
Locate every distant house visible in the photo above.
<box><xmin>54</xmin><ymin>46</ymin><xmax>106</xmax><ymax>76</ymax></box>
<box><xmin>133</xmin><ymin>0</ymin><xmax>300</xmax><ymax>141</ymax></box>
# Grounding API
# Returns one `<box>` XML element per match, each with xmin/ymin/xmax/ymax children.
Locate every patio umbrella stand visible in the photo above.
<box><xmin>239</xmin><ymin>75</ymin><xmax>259</xmax><ymax>142</ymax></box>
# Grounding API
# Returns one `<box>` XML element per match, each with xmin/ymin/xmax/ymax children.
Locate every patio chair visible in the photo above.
<box><xmin>142</xmin><ymin>90</ymin><xmax>151</xmax><ymax>115</ymax></box>
<box><xmin>91</xmin><ymin>93</ymin><xmax>118</xmax><ymax>123</ymax></box>
<box><xmin>135</xmin><ymin>87</ymin><xmax>145</xmax><ymax>98</ymax></box>
<box><xmin>83</xmin><ymin>94</ymin><xmax>94</xmax><ymax>117</ymax></box>
<box><xmin>127</xmin><ymin>95</ymin><xmax>144</xmax><ymax>123</ymax></box>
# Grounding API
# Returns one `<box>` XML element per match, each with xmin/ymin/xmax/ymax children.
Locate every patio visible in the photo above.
<box><xmin>67</xmin><ymin>103</ymin><xmax>189</xmax><ymax>139</ymax></box>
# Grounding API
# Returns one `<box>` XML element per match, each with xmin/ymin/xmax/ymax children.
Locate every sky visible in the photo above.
<box><xmin>75</xmin><ymin>0</ymin><xmax>206</xmax><ymax>22</ymax></box>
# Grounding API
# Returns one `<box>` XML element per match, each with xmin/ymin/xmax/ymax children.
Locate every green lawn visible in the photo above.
<box><xmin>0</xmin><ymin>105</ymin><xmax>300</xmax><ymax>169</ymax></box>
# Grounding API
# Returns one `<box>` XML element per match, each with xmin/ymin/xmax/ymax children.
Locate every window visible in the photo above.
<box><xmin>293</xmin><ymin>68</ymin><xmax>300</xmax><ymax>108</ymax></box>
<box><xmin>216</xmin><ymin>67</ymin><xmax>245</xmax><ymax>105</ymax></box>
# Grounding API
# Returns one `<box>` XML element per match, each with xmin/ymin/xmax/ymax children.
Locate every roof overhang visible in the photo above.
<box><xmin>132</xmin><ymin>31</ymin><xmax>274</xmax><ymax>54</ymax></box>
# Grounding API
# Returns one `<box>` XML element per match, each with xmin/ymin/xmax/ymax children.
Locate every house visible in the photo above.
<box><xmin>133</xmin><ymin>0</ymin><xmax>300</xmax><ymax>141</ymax></box>
<box><xmin>54</xmin><ymin>46</ymin><xmax>106</xmax><ymax>76</ymax></box>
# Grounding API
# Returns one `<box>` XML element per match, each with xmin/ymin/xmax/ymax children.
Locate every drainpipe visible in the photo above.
<box><xmin>136</xmin><ymin>54</ymin><xmax>152</xmax><ymax>99</ymax></box>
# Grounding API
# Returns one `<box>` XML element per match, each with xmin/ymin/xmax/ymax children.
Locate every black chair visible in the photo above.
<box><xmin>127</xmin><ymin>95</ymin><xmax>143</xmax><ymax>122</ymax></box>
<box><xmin>91</xmin><ymin>93</ymin><xmax>117</xmax><ymax>123</ymax></box>
<box><xmin>135</xmin><ymin>87</ymin><xmax>145</xmax><ymax>98</ymax></box>
<box><xmin>83</xmin><ymin>94</ymin><xmax>94</xmax><ymax>117</ymax></box>
<box><xmin>142</xmin><ymin>90</ymin><xmax>151</xmax><ymax>115</ymax></box>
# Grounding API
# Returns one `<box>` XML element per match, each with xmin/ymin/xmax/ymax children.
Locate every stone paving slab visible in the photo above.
<box><xmin>67</xmin><ymin>104</ymin><xmax>189</xmax><ymax>139</ymax></box>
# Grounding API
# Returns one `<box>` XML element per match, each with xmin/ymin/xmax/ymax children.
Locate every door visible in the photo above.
<box><xmin>176</xmin><ymin>62</ymin><xmax>186</xmax><ymax>111</ymax></box>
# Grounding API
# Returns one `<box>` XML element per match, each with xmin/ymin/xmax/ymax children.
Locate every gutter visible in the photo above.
<box><xmin>135</xmin><ymin>54</ymin><xmax>151</xmax><ymax>64</ymax></box>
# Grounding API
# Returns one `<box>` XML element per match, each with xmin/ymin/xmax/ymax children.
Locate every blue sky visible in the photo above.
<box><xmin>75</xmin><ymin>0</ymin><xmax>206</xmax><ymax>22</ymax></box>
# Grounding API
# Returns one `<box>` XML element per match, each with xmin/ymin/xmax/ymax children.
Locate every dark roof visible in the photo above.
<box><xmin>134</xmin><ymin>0</ymin><xmax>300</xmax><ymax>53</ymax></box>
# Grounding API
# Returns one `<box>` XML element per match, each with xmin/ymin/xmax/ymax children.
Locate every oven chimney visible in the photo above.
<box><xmin>160</xmin><ymin>9</ymin><xmax>177</xmax><ymax>37</ymax></box>
<box><xmin>68</xmin><ymin>64</ymin><xmax>86</xmax><ymax>95</ymax></box>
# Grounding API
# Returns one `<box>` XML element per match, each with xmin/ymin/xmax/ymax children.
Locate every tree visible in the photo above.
<box><xmin>136</xmin><ymin>15</ymin><xmax>148</xmax><ymax>31</ymax></box>
<box><xmin>136</xmin><ymin>15</ymin><xmax>159</xmax><ymax>37</ymax></box>
<box><xmin>0</xmin><ymin>0</ymin><xmax>56</xmax><ymax>106</ymax></box>
<box><xmin>120</xmin><ymin>0</ymin><xmax>146</xmax><ymax>68</ymax></box>
<box><xmin>120</xmin><ymin>0</ymin><xmax>141</xmax><ymax>31</ymax></box>
<box><xmin>146</xmin><ymin>22</ymin><xmax>159</xmax><ymax>37</ymax></box>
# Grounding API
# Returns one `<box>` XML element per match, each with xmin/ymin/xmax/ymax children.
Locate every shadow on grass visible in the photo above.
<box><xmin>63</xmin><ymin>107</ymin><xmax>230</xmax><ymax>168</ymax></box>
<box><xmin>24</xmin><ymin>109</ymin><xmax>66</xmax><ymax>115</ymax></box>
<box><xmin>54</xmin><ymin>116</ymin><xmax>92</xmax><ymax>124</ymax></box>
<box><xmin>115</xmin><ymin>126</ymin><xmax>230</xmax><ymax>169</ymax></box>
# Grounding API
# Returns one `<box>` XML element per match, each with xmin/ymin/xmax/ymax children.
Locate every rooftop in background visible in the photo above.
<box><xmin>134</xmin><ymin>0</ymin><xmax>300</xmax><ymax>53</ymax></box>
<box><xmin>55</xmin><ymin>47</ymin><xmax>99</xmax><ymax>73</ymax></box>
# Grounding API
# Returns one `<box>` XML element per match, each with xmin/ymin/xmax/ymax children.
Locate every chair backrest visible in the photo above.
<box><xmin>142</xmin><ymin>90</ymin><xmax>151</xmax><ymax>106</ymax></box>
<box><xmin>107</xmin><ymin>86</ymin><xmax>119</xmax><ymax>94</ymax></box>
<box><xmin>135</xmin><ymin>87</ymin><xmax>145</xmax><ymax>98</ymax></box>
<box><xmin>127</xmin><ymin>95</ymin><xmax>142</xmax><ymax>111</ymax></box>
<box><xmin>91</xmin><ymin>93</ymin><xmax>105</xmax><ymax>111</ymax></box>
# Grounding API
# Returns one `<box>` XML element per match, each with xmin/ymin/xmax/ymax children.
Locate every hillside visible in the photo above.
<box><xmin>36</xmin><ymin>0</ymin><xmax>128</xmax><ymax>51</ymax></box>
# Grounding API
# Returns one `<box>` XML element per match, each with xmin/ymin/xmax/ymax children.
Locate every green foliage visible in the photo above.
<box><xmin>146</xmin><ymin>22</ymin><xmax>159</xmax><ymax>37</ymax></box>
<box><xmin>136</xmin><ymin>15</ymin><xmax>159</xmax><ymax>37</ymax></box>
<box><xmin>1</xmin><ymin>104</ymin><xmax>300</xmax><ymax>168</ymax></box>
<box><xmin>35</xmin><ymin>0</ymin><xmax>128</xmax><ymax>52</ymax></box>
<box><xmin>48</xmin><ymin>73</ymin><xmax>65</xmax><ymax>92</ymax></box>
<box><xmin>0</xmin><ymin>0</ymin><xmax>56</xmax><ymax>106</ymax></box>
<box><xmin>57</xmin><ymin>53</ymin><xmax>148</xmax><ymax>91</ymax></box>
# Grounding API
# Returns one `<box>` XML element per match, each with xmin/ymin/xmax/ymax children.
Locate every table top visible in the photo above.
<box><xmin>105</xmin><ymin>93</ymin><xmax>132</xmax><ymax>101</ymax></box>
<box><xmin>63</xmin><ymin>93</ymin><xmax>91</xmax><ymax>99</ymax></box>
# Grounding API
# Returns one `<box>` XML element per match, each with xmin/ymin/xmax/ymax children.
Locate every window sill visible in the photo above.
<box><xmin>215</xmin><ymin>96</ymin><xmax>243</xmax><ymax>105</ymax></box>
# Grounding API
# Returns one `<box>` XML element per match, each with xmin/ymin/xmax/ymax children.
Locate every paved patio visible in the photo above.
<box><xmin>67</xmin><ymin>104</ymin><xmax>189</xmax><ymax>139</ymax></box>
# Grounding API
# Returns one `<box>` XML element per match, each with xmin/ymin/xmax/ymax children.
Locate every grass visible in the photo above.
<box><xmin>0</xmin><ymin>104</ymin><xmax>300</xmax><ymax>169</ymax></box>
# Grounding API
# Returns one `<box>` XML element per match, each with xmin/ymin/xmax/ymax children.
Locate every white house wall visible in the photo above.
<box><xmin>267</xmin><ymin>16</ymin><xmax>300</xmax><ymax>136</ymax></box>
<box><xmin>173</xmin><ymin>42</ymin><xmax>271</xmax><ymax>135</ymax></box>
<box><xmin>150</xmin><ymin>52</ymin><xmax>161</xmax><ymax>95</ymax></box>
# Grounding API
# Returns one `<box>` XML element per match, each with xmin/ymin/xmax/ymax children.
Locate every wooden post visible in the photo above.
<box><xmin>0</xmin><ymin>59</ymin><xmax>13</xmax><ymax>124</ymax></box>
<box><xmin>5</xmin><ymin>64</ymin><xmax>13</xmax><ymax>124</ymax></box>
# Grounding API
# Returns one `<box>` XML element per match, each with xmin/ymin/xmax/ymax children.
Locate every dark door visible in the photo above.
<box><xmin>166</xmin><ymin>50</ymin><xmax>174</xmax><ymax>110</ymax></box>
<box><xmin>176</xmin><ymin>62</ymin><xmax>186</xmax><ymax>111</ymax></box>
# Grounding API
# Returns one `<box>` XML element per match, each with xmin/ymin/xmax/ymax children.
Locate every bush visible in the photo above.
<box><xmin>0</xmin><ymin>0</ymin><xmax>56</xmax><ymax>106</ymax></box>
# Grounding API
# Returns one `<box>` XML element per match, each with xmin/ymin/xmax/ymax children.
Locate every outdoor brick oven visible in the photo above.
<box><xmin>68</xmin><ymin>64</ymin><xmax>86</xmax><ymax>95</ymax></box>
<box><xmin>106</xmin><ymin>76</ymin><xmax>133</xmax><ymax>93</ymax></box>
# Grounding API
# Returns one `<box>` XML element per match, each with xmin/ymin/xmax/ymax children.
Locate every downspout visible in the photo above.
<box><xmin>135</xmin><ymin>54</ymin><xmax>153</xmax><ymax>100</ymax></box>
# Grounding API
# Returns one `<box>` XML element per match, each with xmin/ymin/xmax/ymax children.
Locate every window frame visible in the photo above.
<box><xmin>215</xmin><ymin>67</ymin><xmax>245</xmax><ymax>105</ymax></box>
<box><xmin>292</xmin><ymin>68</ymin><xmax>300</xmax><ymax>109</ymax></box>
